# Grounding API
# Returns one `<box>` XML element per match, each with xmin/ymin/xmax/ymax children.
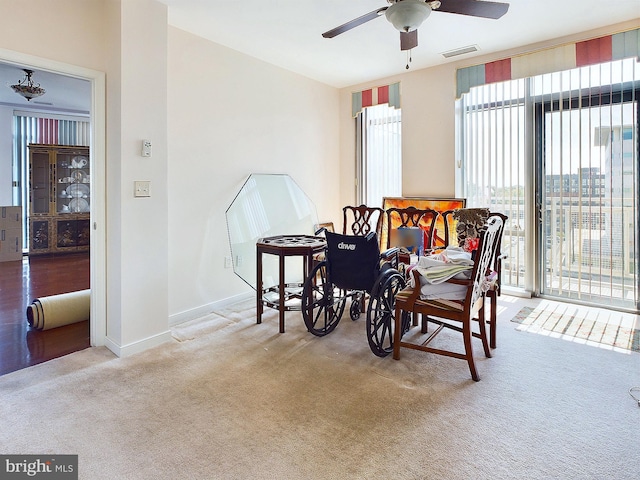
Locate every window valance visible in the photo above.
<box><xmin>456</xmin><ymin>27</ymin><xmax>640</xmax><ymax>98</ymax></box>
<box><xmin>352</xmin><ymin>82</ymin><xmax>400</xmax><ymax>117</ymax></box>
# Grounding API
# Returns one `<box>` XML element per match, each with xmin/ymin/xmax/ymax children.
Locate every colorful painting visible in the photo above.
<box><xmin>381</xmin><ymin>197</ymin><xmax>466</xmax><ymax>249</ymax></box>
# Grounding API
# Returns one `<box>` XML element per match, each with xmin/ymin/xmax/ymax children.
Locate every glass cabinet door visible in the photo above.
<box><xmin>28</xmin><ymin>144</ymin><xmax>91</xmax><ymax>255</ymax></box>
<box><xmin>30</xmin><ymin>151</ymin><xmax>51</xmax><ymax>215</ymax></box>
<box><xmin>56</xmin><ymin>151</ymin><xmax>90</xmax><ymax>214</ymax></box>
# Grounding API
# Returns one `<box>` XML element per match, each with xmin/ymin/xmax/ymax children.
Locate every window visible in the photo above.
<box><xmin>457</xmin><ymin>57</ymin><xmax>639</xmax><ymax>311</ymax></box>
<box><xmin>356</xmin><ymin>104</ymin><xmax>402</xmax><ymax>207</ymax></box>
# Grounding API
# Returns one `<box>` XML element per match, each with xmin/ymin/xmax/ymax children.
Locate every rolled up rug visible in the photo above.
<box><xmin>26</xmin><ymin>289</ymin><xmax>90</xmax><ymax>331</ymax></box>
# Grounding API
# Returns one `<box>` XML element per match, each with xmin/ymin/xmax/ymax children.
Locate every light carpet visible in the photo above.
<box><xmin>511</xmin><ymin>302</ymin><xmax>640</xmax><ymax>352</ymax></box>
<box><xmin>1</xmin><ymin>296</ymin><xmax>639</xmax><ymax>479</ymax></box>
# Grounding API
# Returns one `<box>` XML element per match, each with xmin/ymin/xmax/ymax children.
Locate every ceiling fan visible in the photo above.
<box><xmin>323</xmin><ymin>0</ymin><xmax>510</xmax><ymax>54</ymax></box>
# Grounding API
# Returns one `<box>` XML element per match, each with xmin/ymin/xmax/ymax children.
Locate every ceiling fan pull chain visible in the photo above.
<box><xmin>406</xmin><ymin>49</ymin><xmax>412</xmax><ymax>70</ymax></box>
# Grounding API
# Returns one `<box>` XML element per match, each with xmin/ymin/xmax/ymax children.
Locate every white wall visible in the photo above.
<box><xmin>167</xmin><ymin>27</ymin><xmax>341</xmax><ymax>321</ymax></box>
<box><xmin>104</xmin><ymin>0</ymin><xmax>170</xmax><ymax>352</ymax></box>
<box><xmin>0</xmin><ymin>0</ymin><xmax>172</xmax><ymax>356</ymax></box>
<box><xmin>0</xmin><ymin>0</ymin><xmax>106</xmax><ymax>71</ymax></box>
<box><xmin>0</xmin><ymin>0</ymin><xmax>342</xmax><ymax>355</ymax></box>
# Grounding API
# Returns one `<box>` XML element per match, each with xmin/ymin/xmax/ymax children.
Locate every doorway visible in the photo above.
<box><xmin>0</xmin><ymin>49</ymin><xmax>106</xmax><ymax>372</ymax></box>
<box><xmin>537</xmin><ymin>63</ymin><xmax>639</xmax><ymax>311</ymax></box>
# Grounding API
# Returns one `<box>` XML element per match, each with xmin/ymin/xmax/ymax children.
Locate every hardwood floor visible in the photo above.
<box><xmin>0</xmin><ymin>252</ymin><xmax>90</xmax><ymax>376</ymax></box>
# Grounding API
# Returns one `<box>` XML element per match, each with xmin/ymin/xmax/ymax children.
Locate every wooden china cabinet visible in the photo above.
<box><xmin>28</xmin><ymin>144</ymin><xmax>91</xmax><ymax>255</ymax></box>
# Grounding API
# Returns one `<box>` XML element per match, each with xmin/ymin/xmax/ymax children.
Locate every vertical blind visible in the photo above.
<box><xmin>458</xmin><ymin>78</ymin><xmax>528</xmax><ymax>289</ymax></box>
<box><xmin>358</xmin><ymin>103</ymin><xmax>402</xmax><ymax>208</ymax></box>
<box><xmin>535</xmin><ymin>59</ymin><xmax>638</xmax><ymax>309</ymax></box>
<box><xmin>458</xmin><ymin>57</ymin><xmax>639</xmax><ymax>311</ymax></box>
<box><xmin>14</xmin><ymin>114</ymin><xmax>90</xmax><ymax>202</ymax></box>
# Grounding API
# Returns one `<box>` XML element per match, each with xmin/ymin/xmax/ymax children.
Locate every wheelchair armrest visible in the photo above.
<box><xmin>380</xmin><ymin>247</ymin><xmax>400</xmax><ymax>260</ymax></box>
<box><xmin>379</xmin><ymin>247</ymin><xmax>401</xmax><ymax>270</ymax></box>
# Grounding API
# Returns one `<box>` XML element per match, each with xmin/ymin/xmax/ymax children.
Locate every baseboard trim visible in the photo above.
<box><xmin>104</xmin><ymin>330</ymin><xmax>173</xmax><ymax>358</ymax></box>
<box><xmin>168</xmin><ymin>291</ymin><xmax>253</xmax><ymax>327</ymax></box>
<box><xmin>103</xmin><ymin>292</ymin><xmax>254</xmax><ymax>357</ymax></box>
<box><xmin>503</xmin><ymin>287</ymin><xmax>532</xmax><ymax>298</ymax></box>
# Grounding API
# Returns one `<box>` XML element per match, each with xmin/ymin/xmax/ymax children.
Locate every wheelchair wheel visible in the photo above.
<box><xmin>349</xmin><ymin>292</ymin><xmax>362</xmax><ymax>320</ymax></box>
<box><xmin>302</xmin><ymin>261</ymin><xmax>347</xmax><ymax>336</ymax></box>
<box><xmin>366</xmin><ymin>269</ymin><xmax>408</xmax><ymax>357</ymax></box>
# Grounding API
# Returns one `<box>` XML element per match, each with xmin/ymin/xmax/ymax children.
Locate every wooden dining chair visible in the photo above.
<box><xmin>392</xmin><ymin>215</ymin><xmax>504</xmax><ymax>381</ymax></box>
<box><xmin>385</xmin><ymin>206</ymin><xmax>439</xmax><ymax>257</ymax></box>
<box><xmin>342</xmin><ymin>204</ymin><xmax>384</xmax><ymax>238</ymax></box>
<box><xmin>341</xmin><ymin>204</ymin><xmax>385</xmax><ymax>318</ymax></box>
<box><xmin>484</xmin><ymin>212</ymin><xmax>508</xmax><ymax>349</ymax></box>
<box><xmin>441</xmin><ymin>208</ymin><xmax>491</xmax><ymax>250</ymax></box>
<box><xmin>441</xmin><ymin>208</ymin><xmax>508</xmax><ymax>348</ymax></box>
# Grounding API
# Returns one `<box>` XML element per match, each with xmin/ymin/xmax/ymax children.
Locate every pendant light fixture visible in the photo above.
<box><xmin>10</xmin><ymin>69</ymin><xmax>46</xmax><ymax>101</ymax></box>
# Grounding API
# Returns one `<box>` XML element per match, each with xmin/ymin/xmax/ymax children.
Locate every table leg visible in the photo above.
<box><xmin>304</xmin><ymin>252</ymin><xmax>312</xmax><ymax>279</ymax></box>
<box><xmin>256</xmin><ymin>248</ymin><xmax>263</xmax><ymax>324</ymax></box>
<box><xmin>279</xmin><ymin>253</ymin><xmax>285</xmax><ymax>333</ymax></box>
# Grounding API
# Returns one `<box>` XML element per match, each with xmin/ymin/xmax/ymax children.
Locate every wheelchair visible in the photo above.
<box><xmin>301</xmin><ymin>230</ymin><xmax>410</xmax><ymax>357</ymax></box>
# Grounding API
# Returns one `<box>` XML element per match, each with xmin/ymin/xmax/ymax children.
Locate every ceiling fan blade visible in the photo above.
<box><xmin>400</xmin><ymin>30</ymin><xmax>418</xmax><ymax>51</ymax></box>
<box><xmin>322</xmin><ymin>7</ymin><xmax>388</xmax><ymax>38</ymax></box>
<box><xmin>436</xmin><ymin>0</ymin><xmax>509</xmax><ymax>19</ymax></box>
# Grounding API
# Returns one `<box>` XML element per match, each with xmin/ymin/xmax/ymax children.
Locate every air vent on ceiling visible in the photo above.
<box><xmin>441</xmin><ymin>45</ymin><xmax>479</xmax><ymax>58</ymax></box>
<box><xmin>32</xmin><ymin>101</ymin><xmax>53</xmax><ymax>106</ymax></box>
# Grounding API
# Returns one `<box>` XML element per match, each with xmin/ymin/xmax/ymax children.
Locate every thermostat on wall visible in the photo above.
<box><xmin>141</xmin><ymin>140</ymin><xmax>152</xmax><ymax>157</ymax></box>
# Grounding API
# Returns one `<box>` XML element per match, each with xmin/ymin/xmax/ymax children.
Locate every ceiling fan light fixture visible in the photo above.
<box><xmin>10</xmin><ymin>69</ymin><xmax>46</xmax><ymax>101</ymax></box>
<box><xmin>385</xmin><ymin>0</ymin><xmax>432</xmax><ymax>32</ymax></box>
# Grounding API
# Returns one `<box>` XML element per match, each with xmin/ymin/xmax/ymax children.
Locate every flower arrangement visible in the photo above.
<box><xmin>463</xmin><ymin>236</ymin><xmax>479</xmax><ymax>253</ymax></box>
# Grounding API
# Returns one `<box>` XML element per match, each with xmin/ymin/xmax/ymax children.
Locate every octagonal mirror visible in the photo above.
<box><xmin>225</xmin><ymin>174</ymin><xmax>319</xmax><ymax>290</ymax></box>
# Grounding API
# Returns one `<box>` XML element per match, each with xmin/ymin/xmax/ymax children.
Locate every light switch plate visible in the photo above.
<box><xmin>134</xmin><ymin>181</ymin><xmax>151</xmax><ymax>197</ymax></box>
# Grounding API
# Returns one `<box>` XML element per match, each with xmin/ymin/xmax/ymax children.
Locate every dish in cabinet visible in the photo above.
<box><xmin>69</xmin><ymin>198</ymin><xmax>90</xmax><ymax>213</ymax></box>
<box><xmin>66</xmin><ymin>184</ymin><xmax>90</xmax><ymax>197</ymax></box>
